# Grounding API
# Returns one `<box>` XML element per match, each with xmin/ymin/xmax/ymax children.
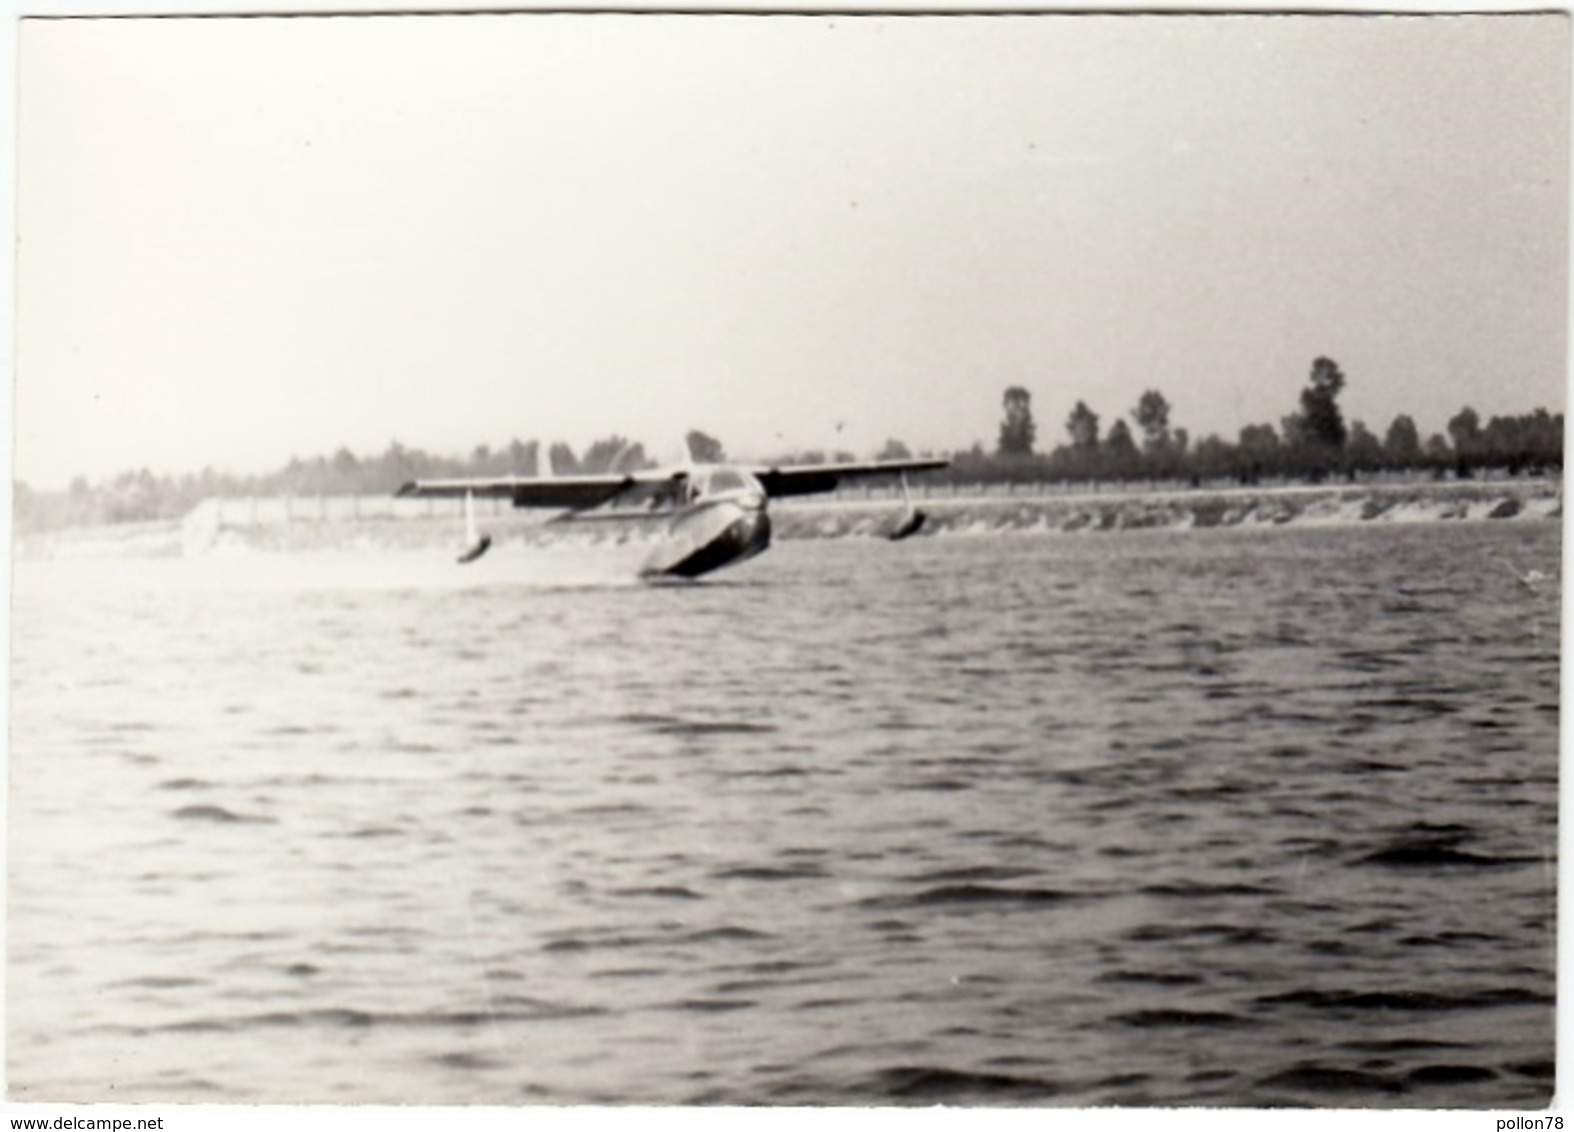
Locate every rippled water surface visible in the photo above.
<box><xmin>9</xmin><ymin>522</ymin><xmax>1559</xmax><ymax>1106</ymax></box>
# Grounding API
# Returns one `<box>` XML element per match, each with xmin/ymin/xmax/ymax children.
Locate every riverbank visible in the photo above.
<box><xmin>11</xmin><ymin>478</ymin><xmax>1561</xmax><ymax>560</ymax></box>
<box><xmin>772</xmin><ymin>478</ymin><xmax>1561</xmax><ymax>539</ymax></box>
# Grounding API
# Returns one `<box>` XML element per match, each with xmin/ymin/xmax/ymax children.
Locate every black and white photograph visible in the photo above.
<box><xmin>7</xmin><ymin>4</ymin><xmax>1566</xmax><ymax>1117</ymax></box>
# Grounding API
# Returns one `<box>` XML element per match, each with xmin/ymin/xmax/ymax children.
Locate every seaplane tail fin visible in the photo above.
<box><xmin>663</xmin><ymin>434</ymin><xmax>696</xmax><ymax>473</ymax></box>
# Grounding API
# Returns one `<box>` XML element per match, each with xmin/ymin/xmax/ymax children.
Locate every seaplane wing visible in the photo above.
<box><xmin>396</xmin><ymin>471</ymin><xmax>678</xmax><ymax>510</ymax></box>
<box><xmin>394</xmin><ymin>454</ymin><xmax>947</xmax><ymax>579</ymax></box>
<box><xmin>748</xmin><ymin>457</ymin><xmax>949</xmax><ymax>499</ymax></box>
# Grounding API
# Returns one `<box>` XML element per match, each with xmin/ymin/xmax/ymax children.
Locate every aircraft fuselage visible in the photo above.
<box><xmin>572</xmin><ymin>465</ymin><xmax>774</xmax><ymax>580</ymax></box>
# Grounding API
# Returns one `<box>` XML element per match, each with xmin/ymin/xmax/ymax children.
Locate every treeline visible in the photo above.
<box><xmin>13</xmin><ymin>357</ymin><xmax>1564</xmax><ymax>532</ymax></box>
<box><xmin>14</xmin><ymin>432</ymin><xmax>720</xmax><ymax>532</ymax></box>
<box><xmin>953</xmin><ymin>358</ymin><xmax>1562</xmax><ymax>489</ymax></box>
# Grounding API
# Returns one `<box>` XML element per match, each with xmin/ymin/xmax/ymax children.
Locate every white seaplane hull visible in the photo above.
<box><xmin>637</xmin><ymin>498</ymin><xmax>772</xmax><ymax>579</ymax></box>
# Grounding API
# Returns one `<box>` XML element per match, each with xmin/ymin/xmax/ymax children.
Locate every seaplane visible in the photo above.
<box><xmin>396</xmin><ymin>449</ymin><xmax>948</xmax><ymax>580</ymax></box>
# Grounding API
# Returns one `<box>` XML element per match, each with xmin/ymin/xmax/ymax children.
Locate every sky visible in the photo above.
<box><xmin>12</xmin><ymin>10</ymin><xmax>1570</xmax><ymax>488</ymax></box>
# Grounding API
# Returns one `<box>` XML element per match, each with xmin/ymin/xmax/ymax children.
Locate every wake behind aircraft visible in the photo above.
<box><xmin>396</xmin><ymin>451</ymin><xmax>949</xmax><ymax>580</ymax></box>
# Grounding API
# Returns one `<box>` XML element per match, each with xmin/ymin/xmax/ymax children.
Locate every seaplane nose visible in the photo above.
<box><xmin>743</xmin><ymin>507</ymin><xmax>772</xmax><ymax>552</ymax></box>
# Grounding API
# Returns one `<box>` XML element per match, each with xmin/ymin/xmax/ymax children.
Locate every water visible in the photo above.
<box><xmin>8</xmin><ymin>521</ymin><xmax>1559</xmax><ymax>1106</ymax></box>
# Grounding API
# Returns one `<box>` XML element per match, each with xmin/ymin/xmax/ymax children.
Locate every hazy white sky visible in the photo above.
<box><xmin>14</xmin><ymin>11</ymin><xmax>1569</xmax><ymax>487</ymax></box>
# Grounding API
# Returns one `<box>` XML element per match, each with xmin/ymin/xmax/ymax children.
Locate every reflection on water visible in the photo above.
<box><xmin>8</xmin><ymin>522</ymin><xmax>1559</xmax><ymax>1106</ymax></box>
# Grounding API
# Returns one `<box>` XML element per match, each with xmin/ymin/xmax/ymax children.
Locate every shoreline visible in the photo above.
<box><xmin>12</xmin><ymin>477</ymin><xmax>1562</xmax><ymax>561</ymax></box>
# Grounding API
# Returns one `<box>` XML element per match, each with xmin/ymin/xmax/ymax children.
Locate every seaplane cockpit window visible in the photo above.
<box><xmin>699</xmin><ymin>468</ymin><xmax>748</xmax><ymax>496</ymax></box>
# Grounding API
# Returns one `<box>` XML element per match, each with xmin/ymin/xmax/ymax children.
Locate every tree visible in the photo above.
<box><xmin>1424</xmin><ymin>433</ymin><xmax>1453</xmax><ymax>478</ymax></box>
<box><xmin>1132</xmin><ymin>390</ymin><xmax>1172</xmax><ymax>451</ymax></box>
<box><xmin>1278</xmin><ymin>357</ymin><xmax>1347</xmax><ymax>481</ymax></box>
<box><xmin>1191</xmin><ymin>434</ymin><xmax>1233</xmax><ymax>483</ymax></box>
<box><xmin>329</xmin><ymin>447</ymin><xmax>360</xmax><ymax>492</ymax></box>
<box><xmin>104</xmin><ymin>467</ymin><xmax>162</xmax><ymax>523</ymax></box>
<box><xmin>998</xmin><ymin>386</ymin><xmax>1036</xmax><ymax>456</ymax></box>
<box><xmin>877</xmin><ymin>438</ymin><xmax>913</xmax><ymax>461</ymax></box>
<box><xmin>1447</xmin><ymin>406</ymin><xmax>1481</xmax><ymax>452</ymax></box>
<box><xmin>1521</xmin><ymin>409</ymin><xmax>1564</xmax><ymax>471</ymax></box>
<box><xmin>1383</xmin><ymin>414</ymin><xmax>1422</xmax><ymax>468</ymax></box>
<box><xmin>1066</xmin><ymin>401</ymin><xmax>1100</xmax><ymax>450</ymax></box>
<box><xmin>505</xmin><ymin>438</ymin><xmax>540</xmax><ymax>476</ymax></box>
<box><xmin>1295</xmin><ymin>356</ymin><xmax>1347</xmax><ymax>451</ymax></box>
<box><xmin>1103</xmin><ymin>419</ymin><xmax>1140</xmax><ymax>479</ymax></box>
<box><xmin>1237</xmin><ymin>423</ymin><xmax>1280</xmax><ymax>484</ymax></box>
<box><xmin>581</xmin><ymin>435</ymin><xmax>647</xmax><ymax>474</ymax></box>
<box><xmin>370</xmin><ymin>441</ymin><xmax>423</xmax><ymax>493</ymax></box>
<box><xmin>1465</xmin><ymin>410</ymin><xmax>1563</xmax><ymax>476</ymax></box>
<box><xmin>686</xmin><ymin>430</ymin><xmax>726</xmax><ymax>464</ymax></box>
<box><xmin>1447</xmin><ymin>407</ymin><xmax>1482</xmax><ymax>477</ymax></box>
<box><xmin>1344</xmin><ymin>420</ymin><xmax>1383</xmax><ymax>478</ymax></box>
<box><xmin>1481</xmin><ymin>415</ymin><xmax>1529</xmax><ymax>475</ymax></box>
<box><xmin>548</xmin><ymin>442</ymin><xmax>580</xmax><ymax>475</ymax></box>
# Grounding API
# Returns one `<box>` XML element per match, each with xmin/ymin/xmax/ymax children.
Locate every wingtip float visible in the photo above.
<box><xmin>888</xmin><ymin>508</ymin><xmax>927</xmax><ymax>541</ymax></box>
